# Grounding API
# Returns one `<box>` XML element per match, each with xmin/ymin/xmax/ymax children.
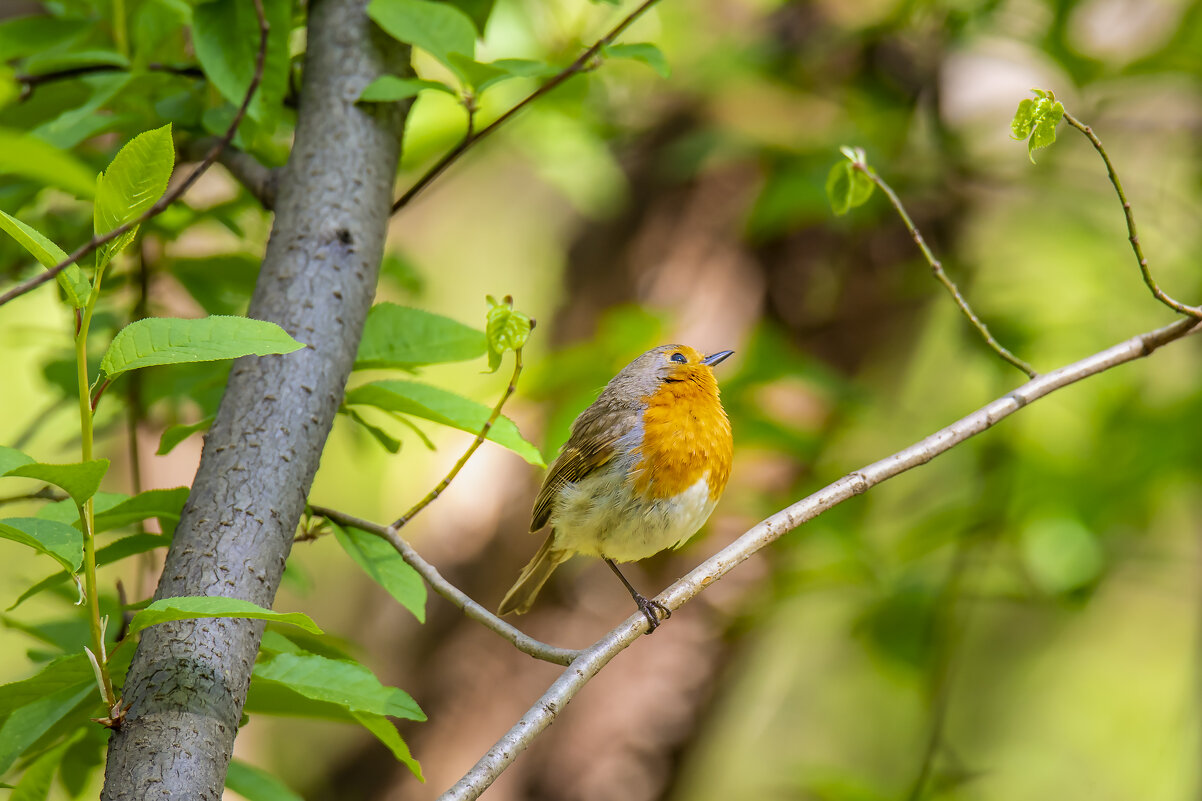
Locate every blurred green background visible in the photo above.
<box><xmin>2</xmin><ymin>0</ymin><xmax>1202</xmax><ymax>799</ymax></box>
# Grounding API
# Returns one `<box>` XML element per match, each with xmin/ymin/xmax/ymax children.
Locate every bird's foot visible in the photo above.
<box><xmin>633</xmin><ymin>593</ymin><xmax>671</xmax><ymax>633</ymax></box>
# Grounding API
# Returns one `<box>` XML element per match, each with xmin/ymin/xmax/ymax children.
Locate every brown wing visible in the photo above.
<box><xmin>530</xmin><ymin>403</ymin><xmax>636</xmax><ymax>531</ymax></box>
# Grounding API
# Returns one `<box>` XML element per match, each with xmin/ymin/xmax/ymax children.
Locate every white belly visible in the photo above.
<box><xmin>549</xmin><ymin>470</ymin><xmax>717</xmax><ymax>563</ymax></box>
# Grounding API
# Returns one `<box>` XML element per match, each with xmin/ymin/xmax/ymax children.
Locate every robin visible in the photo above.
<box><xmin>498</xmin><ymin>344</ymin><xmax>734</xmax><ymax>631</ymax></box>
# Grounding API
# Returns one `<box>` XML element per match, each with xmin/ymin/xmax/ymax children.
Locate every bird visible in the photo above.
<box><xmin>498</xmin><ymin>344</ymin><xmax>734</xmax><ymax>631</ymax></box>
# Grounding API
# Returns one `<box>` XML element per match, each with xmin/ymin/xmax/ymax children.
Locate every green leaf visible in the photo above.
<box><xmin>359</xmin><ymin>75</ymin><xmax>455</xmax><ymax>102</ymax></box>
<box><xmin>0</xmin><ymin>518</ymin><xmax>84</xmax><ymax>573</ymax></box>
<box><xmin>825</xmin><ymin>147</ymin><xmax>875</xmax><ymax>216</ymax></box>
<box><xmin>603</xmin><ymin>43</ymin><xmax>670</xmax><ymax>77</ymax></box>
<box><xmin>355</xmin><ymin>303</ymin><xmax>486</xmax><ymax>370</ymax></box>
<box><xmin>0</xmin><ymin>210</ymin><xmax>91</xmax><ymax>307</ymax></box>
<box><xmin>340</xmin><ymin>407</ymin><xmax>401</xmax><ymax>454</ymax></box>
<box><xmin>0</xmin><ymin>677</ymin><xmax>92</xmax><ymax>776</ymax></box>
<box><xmin>92</xmin><ymin>487</ymin><xmax>189</xmax><ymax>534</ymax></box>
<box><xmin>93</xmin><ymin>124</ymin><xmax>176</xmax><ymax>268</ymax></box>
<box><xmin>332</xmin><ymin>523</ymin><xmax>425</xmax><ymax>622</ymax></box>
<box><xmin>446</xmin><ymin>52</ymin><xmax>508</xmax><ymax>90</ymax></box>
<box><xmin>0</xmin><ymin>446</ymin><xmax>33</xmax><ymax>476</ymax></box>
<box><xmin>0</xmin><ymin>16</ymin><xmax>89</xmax><ymax>62</ymax></box>
<box><xmin>10</xmin><ymin>533</ymin><xmax>169</xmax><ymax>610</ymax></box>
<box><xmin>367</xmin><ymin>0</ymin><xmax>478</xmax><ymax>71</ymax></box>
<box><xmin>0</xmin><ymin>128</ymin><xmax>97</xmax><ymax>198</ymax></box>
<box><xmin>1021</xmin><ymin>518</ymin><xmax>1104</xmax><ymax>594</ymax></box>
<box><xmin>4</xmin><ymin>459</ymin><xmax>109</xmax><ymax>507</ymax></box>
<box><xmin>252</xmin><ymin>652</ymin><xmax>425</xmax><ymax>721</ymax></box>
<box><xmin>126</xmin><ymin>597</ymin><xmax>324</xmax><ymax>636</ymax></box>
<box><xmin>484</xmin><ymin>294</ymin><xmax>532</xmax><ymax>373</ymax></box>
<box><xmin>156</xmin><ymin>416</ymin><xmax>215</xmax><ymax>456</ymax></box>
<box><xmin>1010</xmin><ymin>89</ymin><xmax>1063</xmax><ymax>164</ymax></box>
<box><xmin>192</xmin><ymin>0</ymin><xmax>292</xmax><ymax>128</ymax></box>
<box><xmin>99</xmin><ymin>315</ymin><xmax>304</xmax><ymax>380</ymax></box>
<box><xmin>353</xmin><ymin>711</ymin><xmax>424</xmax><ymax>780</ymax></box>
<box><xmin>444</xmin><ymin>0</ymin><xmax>496</xmax><ymax>33</ymax></box>
<box><xmin>10</xmin><ymin>736</ymin><xmax>73</xmax><ymax>801</ymax></box>
<box><xmin>225</xmin><ymin>760</ymin><xmax>305</xmax><ymax>801</ymax></box>
<box><xmin>344</xmin><ymin>380</ymin><xmax>544</xmax><ymax>466</ymax></box>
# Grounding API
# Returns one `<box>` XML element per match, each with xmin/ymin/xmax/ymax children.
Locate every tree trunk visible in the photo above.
<box><xmin>101</xmin><ymin>1</ymin><xmax>408</xmax><ymax>797</ymax></box>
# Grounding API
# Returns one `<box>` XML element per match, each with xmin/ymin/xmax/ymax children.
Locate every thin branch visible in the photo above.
<box><xmin>391</xmin><ymin>0</ymin><xmax>663</xmax><ymax>213</ymax></box>
<box><xmin>1061</xmin><ymin>111</ymin><xmax>1202</xmax><ymax>320</ymax></box>
<box><xmin>392</xmin><ymin>347</ymin><xmax>524</xmax><ymax>529</ymax></box>
<box><xmin>0</xmin><ymin>0</ymin><xmax>270</xmax><ymax>309</ymax></box>
<box><xmin>309</xmin><ymin>505</ymin><xmax>582</xmax><ymax>666</ymax></box>
<box><xmin>179</xmin><ymin>137</ymin><xmax>279</xmax><ymax>210</ymax></box>
<box><xmin>437</xmin><ymin>314</ymin><xmax>1202</xmax><ymax>801</ymax></box>
<box><xmin>859</xmin><ymin>166</ymin><xmax>1039</xmax><ymax>378</ymax></box>
<box><xmin>17</xmin><ymin>63</ymin><xmax>204</xmax><ymax>100</ymax></box>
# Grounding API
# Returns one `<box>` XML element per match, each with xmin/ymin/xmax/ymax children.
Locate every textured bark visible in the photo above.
<box><xmin>101</xmin><ymin>1</ymin><xmax>407</xmax><ymax>798</ymax></box>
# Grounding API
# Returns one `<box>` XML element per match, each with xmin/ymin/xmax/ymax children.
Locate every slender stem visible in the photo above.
<box><xmin>112</xmin><ymin>0</ymin><xmax>129</xmax><ymax>59</ymax></box>
<box><xmin>1061</xmin><ymin>111</ymin><xmax>1202</xmax><ymax>320</ymax></box>
<box><xmin>0</xmin><ymin>0</ymin><xmax>269</xmax><ymax>309</ymax></box>
<box><xmin>391</xmin><ymin>0</ymin><xmax>663</xmax><ymax>213</ymax></box>
<box><xmin>391</xmin><ymin>347</ymin><xmax>524</xmax><ymax>529</ymax></box>
<box><xmin>311</xmin><ymin>505</ymin><xmax>582</xmax><ymax>666</ymax></box>
<box><xmin>860</xmin><ymin>166</ymin><xmax>1039</xmax><ymax>379</ymax></box>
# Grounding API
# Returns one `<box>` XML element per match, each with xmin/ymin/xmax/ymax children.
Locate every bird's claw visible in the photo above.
<box><xmin>634</xmin><ymin>594</ymin><xmax>671</xmax><ymax>633</ymax></box>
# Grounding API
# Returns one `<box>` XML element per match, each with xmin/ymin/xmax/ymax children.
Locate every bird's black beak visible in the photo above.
<box><xmin>701</xmin><ymin>350</ymin><xmax>734</xmax><ymax>367</ymax></box>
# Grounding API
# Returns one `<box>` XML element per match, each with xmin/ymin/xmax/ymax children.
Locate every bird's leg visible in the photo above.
<box><xmin>605</xmin><ymin>558</ymin><xmax>671</xmax><ymax>633</ymax></box>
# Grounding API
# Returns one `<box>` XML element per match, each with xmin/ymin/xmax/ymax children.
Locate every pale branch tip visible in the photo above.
<box><xmin>309</xmin><ymin>505</ymin><xmax>582</xmax><ymax>666</ymax></box>
<box><xmin>0</xmin><ymin>0</ymin><xmax>270</xmax><ymax>310</ymax></box>
<box><xmin>1060</xmin><ymin>110</ymin><xmax>1202</xmax><ymax>320</ymax></box>
<box><xmin>437</xmin><ymin>314</ymin><xmax>1201</xmax><ymax>801</ymax></box>
<box><xmin>865</xmin><ymin>170</ymin><xmax>1039</xmax><ymax>379</ymax></box>
<box><xmin>391</xmin><ymin>347</ymin><xmax>525</xmax><ymax>530</ymax></box>
<box><xmin>390</xmin><ymin>0</ymin><xmax>664</xmax><ymax>214</ymax></box>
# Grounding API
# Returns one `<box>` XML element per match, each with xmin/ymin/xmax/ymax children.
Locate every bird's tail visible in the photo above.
<box><xmin>498</xmin><ymin>533</ymin><xmax>568</xmax><ymax>616</ymax></box>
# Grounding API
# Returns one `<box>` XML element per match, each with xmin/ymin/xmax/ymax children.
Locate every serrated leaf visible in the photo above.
<box><xmin>344</xmin><ymin>380</ymin><xmax>544</xmax><ymax>466</ymax></box>
<box><xmin>0</xmin><ymin>210</ymin><xmax>90</xmax><ymax>307</ymax></box>
<box><xmin>0</xmin><ymin>446</ymin><xmax>34</xmax><ymax>476</ymax></box>
<box><xmin>99</xmin><ymin>315</ymin><xmax>304</xmax><ymax>380</ymax></box>
<box><xmin>359</xmin><ymin>75</ymin><xmax>455</xmax><ymax>102</ymax></box>
<box><xmin>484</xmin><ymin>295</ymin><xmax>532</xmax><ymax>373</ymax></box>
<box><xmin>225</xmin><ymin>760</ymin><xmax>305</xmax><ymax>801</ymax></box>
<box><xmin>0</xmin><ymin>519</ymin><xmax>84</xmax><ymax>573</ymax></box>
<box><xmin>92</xmin><ymin>486</ymin><xmax>189</xmax><ymax>533</ymax></box>
<box><xmin>126</xmin><ymin>597</ymin><xmax>324</xmax><ymax>636</ymax></box>
<box><xmin>253</xmin><ymin>652</ymin><xmax>425</xmax><ymax>721</ymax></box>
<box><xmin>4</xmin><ymin>459</ymin><xmax>109</xmax><ymax>507</ymax></box>
<box><xmin>1010</xmin><ymin>89</ymin><xmax>1063</xmax><ymax>164</ymax></box>
<box><xmin>353</xmin><ymin>711</ymin><xmax>423</xmax><ymax>780</ymax></box>
<box><xmin>0</xmin><ymin>128</ymin><xmax>96</xmax><ymax>198</ymax></box>
<box><xmin>156</xmin><ymin>415</ymin><xmax>215</xmax><ymax>456</ymax></box>
<box><xmin>332</xmin><ymin>523</ymin><xmax>425</xmax><ymax>622</ymax></box>
<box><xmin>367</xmin><ymin>0</ymin><xmax>478</xmax><ymax>71</ymax></box>
<box><xmin>0</xmin><ymin>675</ymin><xmax>92</xmax><ymax>775</ymax></box>
<box><xmin>604</xmin><ymin>43</ymin><xmax>669</xmax><ymax>78</ymax></box>
<box><xmin>355</xmin><ymin>303</ymin><xmax>486</xmax><ymax>369</ymax></box>
<box><xmin>192</xmin><ymin>0</ymin><xmax>292</xmax><ymax>128</ymax></box>
<box><xmin>9</xmin><ymin>533</ymin><xmax>169</xmax><ymax>610</ymax></box>
<box><xmin>93</xmin><ymin>124</ymin><xmax>175</xmax><ymax>267</ymax></box>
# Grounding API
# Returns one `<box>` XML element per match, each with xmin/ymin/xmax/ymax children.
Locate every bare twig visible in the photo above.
<box><xmin>391</xmin><ymin>0</ymin><xmax>663</xmax><ymax>213</ymax></box>
<box><xmin>437</xmin><ymin>314</ymin><xmax>1201</xmax><ymax>801</ymax></box>
<box><xmin>392</xmin><ymin>348</ymin><xmax>524</xmax><ymax>529</ymax></box>
<box><xmin>17</xmin><ymin>63</ymin><xmax>204</xmax><ymax>100</ymax></box>
<box><xmin>179</xmin><ymin>137</ymin><xmax>279</xmax><ymax>210</ymax></box>
<box><xmin>1061</xmin><ymin>111</ymin><xmax>1202</xmax><ymax>320</ymax></box>
<box><xmin>0</xmin><ymin>0</ymin><xmax>270</xmax><ymax>309</ymax></box>
<box><xmin>859</xmin><ymin>166</ymin><xmax>1039</xmax><ymax>378</ymax></box>
<box><xmin>310</xmin><ymin>505</ymin><xmax>582</xmax><ymax>666</ymax></box>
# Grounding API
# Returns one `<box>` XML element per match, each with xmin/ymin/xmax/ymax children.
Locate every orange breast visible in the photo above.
<box><xmin>632</xmin><ymin>376</ymin><xmax>732</xmax><ymax>501</ymax></box>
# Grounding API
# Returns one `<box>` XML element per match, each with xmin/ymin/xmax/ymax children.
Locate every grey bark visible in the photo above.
<box><xmin>101</xmin><ymin>1</ymin><xmax>408</xmax><ymax>797</ymax></box>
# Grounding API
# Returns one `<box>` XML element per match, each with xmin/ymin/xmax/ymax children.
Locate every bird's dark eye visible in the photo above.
<box><xmin>670</xmin><ymin>352</ymin><xmax>687</xmax><ymax>364</ymax></box>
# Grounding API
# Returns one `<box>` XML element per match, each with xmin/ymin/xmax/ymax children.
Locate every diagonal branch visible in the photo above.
<box><xmin>1061</xmin><ymin>111</ymin><xmax>1202</xmax><ymax>320</ymax></box>
<box><xmin>179</xmin><ymin>137</ymin><xmax>280</xmax><ymax>210</ymax></box>
<box><xmin>391</xmin><ymin>0</ymin><xmax>663</xmax><ymax>213</ymax></box>
<box><xmin>0</xmin><ymin>0</ymin><xmax>269</xmax><ymax>309</ymax></box>
<box><xmin>437</xmin><ymin>314</ymin><xmax>1201</xmax><ymax>801</ymax></box>
<box><xmin>309</xmin><ymin>505</ymin><xmax>582</xmax><ymax>666</ymax></box>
